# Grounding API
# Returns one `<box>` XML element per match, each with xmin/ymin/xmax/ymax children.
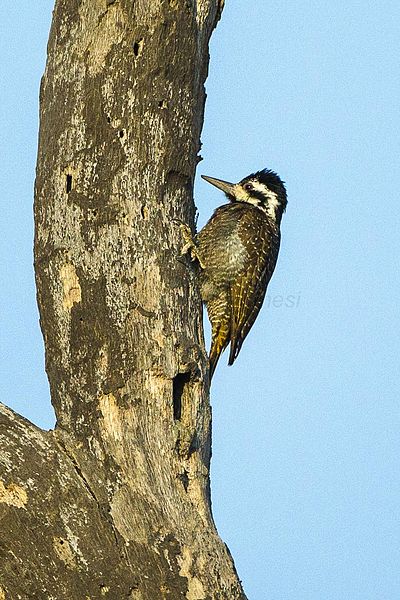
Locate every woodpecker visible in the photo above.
<box><xmin>182</xmin><ymin>168</ymin><xmax>287</xmax><ymax>379</ymax></box>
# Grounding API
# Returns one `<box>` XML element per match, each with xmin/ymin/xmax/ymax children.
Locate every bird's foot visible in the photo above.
<box><xmin>179</xmin><ymin>224</ymin><xmax>205</xmax><ymax>268</ymax></box>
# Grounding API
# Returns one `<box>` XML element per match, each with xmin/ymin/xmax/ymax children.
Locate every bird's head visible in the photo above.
<box><xmin>202</xmin><ymin>168</ymin><xmax>287</xmax><ymax>223</ymax></box>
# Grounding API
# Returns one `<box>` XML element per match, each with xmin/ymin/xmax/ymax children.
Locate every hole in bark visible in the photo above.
<box><xmin>179</xmin><ymin>470</ymin><xmax>189</xmax><ymax>492</ymax></box>
<box><xmin>158</xmin><ymin>99</ymin><xmax>168</xmax><ymax>109</ymax></box>
<box><xmin>133</xmin><ymin>38</ymin><xmax>144</xmax><ymax>57</ymax></box>
<box><xmin>140</xmin><ymin>205</ymin><xmax>148</xmax><ymax>219</ymax></box>
<box><xmin>128</xmin><ymin>584</ymin><xmax>140</xmax><ymax>596</ymax></box>
<box><xmin>118</xmin><ymin>129</ymin><xmax>125</xmax><ymax>138</ymax></box>
<box><xmin>173</xmin><ymin>372</ymin><xmax>190</xmax><ymax>421</ymax></box>
<box><xmin>188</xmin><ymin>434</ymin><xmax>199</xmax><ymax>457</ymax></box>
<box><xmin>66</xmin><ymin>174</ymin><xmax>72</xmax><ymax>193</ymax></box>
<box><xmin>106</xmin><ymin>115</ymin><xmax>111</xmax><ymax>123</ymax></box>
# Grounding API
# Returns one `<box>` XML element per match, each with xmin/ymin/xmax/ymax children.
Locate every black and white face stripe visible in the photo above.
<box><xmin>241</xmin><ymin>169</ymin><xmax>287</xmax><ymax>199</ymax></box>
<box><xmin>236</xmin><ymin>169</ymin><xmax>287</xmax><ymax>222</ymax></box>
<box><xmin>233</xmin><ymin>179</ymin><xmax>282</xmax><ymax>221</ymax></box>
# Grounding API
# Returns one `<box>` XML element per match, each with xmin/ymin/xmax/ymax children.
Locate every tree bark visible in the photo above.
<box><xmin>0</xmin><ymin>0</ymin><xmax>246</xmax><ymax>598</ymax></box>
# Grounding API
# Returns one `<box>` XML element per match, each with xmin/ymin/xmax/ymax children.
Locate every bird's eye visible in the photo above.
<box><xmin>244</xmin><ymin>183</ymin><xmax>253</xmax><ymax>192</ymax></box>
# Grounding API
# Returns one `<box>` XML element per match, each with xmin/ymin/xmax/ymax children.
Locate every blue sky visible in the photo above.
<box><xmin>1</xmin><ymin>2</ymin><xmax>400</xmax><ymax>598</ymax></box>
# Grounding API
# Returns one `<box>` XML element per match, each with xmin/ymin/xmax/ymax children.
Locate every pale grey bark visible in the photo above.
<box><xmin>0</xmin><ymin>0</ymin><xmax>247</xmax><ymax>598</ymax></box>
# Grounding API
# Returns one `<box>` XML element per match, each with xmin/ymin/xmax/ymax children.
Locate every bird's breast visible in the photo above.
<box><xmin>197</xmin><ymin>231</ymin><xmax>250</xmax><ymax>303</ymax></box>
<box><xmin>195</xmin><ymin>203</ymin><xmax>277</xmax><ymax>302</ymax></box>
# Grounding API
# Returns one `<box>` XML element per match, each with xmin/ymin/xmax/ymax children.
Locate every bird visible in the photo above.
<box><xmin>181</xmin><ymin>168</ymin><xmax>287</xmax><ymax>379</ymax></box>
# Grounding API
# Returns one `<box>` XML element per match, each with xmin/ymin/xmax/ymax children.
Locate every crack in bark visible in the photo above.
<box><xmin>54</xmin><ymin>434</ymin><xmax>100</xmax><ymax>506</ymax></box>
<box><xmin>129</xmin><ymin>300</ymin><xmax>156</xmax><ymax>319</ymax></box>
<box><xmin>55</xmin><ymin>432</ymin><xmax>134</xmax><ymax>570</ymax></box>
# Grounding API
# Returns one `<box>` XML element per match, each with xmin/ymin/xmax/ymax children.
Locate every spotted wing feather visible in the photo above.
<box><xmin>195</xmin><ymin>202</ymin><xmax>280</xmax><ymax>377</ymax></box>
<box><xmin>228</xmin><ymin>209</ymin><xmax>280</xmax><ymax>365</ymax></box>
<box><xmin>196</xmin><ymin>204</ymin><xmax>250</xmax><ymax>377</ymax></box>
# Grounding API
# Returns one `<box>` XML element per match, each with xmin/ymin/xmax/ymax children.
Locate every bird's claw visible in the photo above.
<box><xmin>179</xmin><ymin>224</ymin><xmax>205</xmax><ymax>268</ymax></box>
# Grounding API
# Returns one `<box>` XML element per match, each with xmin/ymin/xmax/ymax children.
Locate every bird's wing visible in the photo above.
<box><xmin>228</xmin><ymin>212</ymin><xmax>279</xmax><ymax>365</ymax></box>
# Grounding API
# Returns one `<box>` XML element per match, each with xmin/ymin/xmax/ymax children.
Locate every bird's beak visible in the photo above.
<box><xmin>201</xmin><ymin>175</ymin><xmax>236</xmax><ymax>196</ymax></box>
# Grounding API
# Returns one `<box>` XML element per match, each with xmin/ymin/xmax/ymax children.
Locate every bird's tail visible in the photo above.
<box><xmin>209</xmin><ymin>323</ymin><xmax>230</xmax><ymax>380</ymax></box>
<box><xmin>228</xmin><ymin>336</ymin><xmax>243</xmax><ymax>366</ymax></box>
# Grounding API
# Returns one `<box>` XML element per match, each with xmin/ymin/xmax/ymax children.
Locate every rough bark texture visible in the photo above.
<box><xmin>0</xmin><ymin>0</ymin><xmax>246</xmax><ymax>598</ymax></box>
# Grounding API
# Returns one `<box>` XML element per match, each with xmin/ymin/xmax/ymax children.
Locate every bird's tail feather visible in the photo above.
<box><xmin>228</xmin><ymin>336</ymin><xmax>242</xmax><ymax>366</ymax></box>
<box><xmin>209</xmin><ymin>350</ymin><xmax>221</xmax><ymax>381</ymax></box>
<box><xmin>209</xmin><ymin>326</ymin><xmax>229</xmax><ymax>380</ymax></box>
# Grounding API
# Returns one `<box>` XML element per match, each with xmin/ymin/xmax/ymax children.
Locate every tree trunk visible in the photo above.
<box><xmin>0</xmin><ymin>0</ymin><xmax>246</xmax><ymax>598</ymax></box>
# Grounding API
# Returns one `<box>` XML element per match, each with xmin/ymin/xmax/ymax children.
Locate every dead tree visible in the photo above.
<box><xmin>0</xmin><ymin>1</ymin><xmax>247</xmax><ymax>598</ymax></box>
